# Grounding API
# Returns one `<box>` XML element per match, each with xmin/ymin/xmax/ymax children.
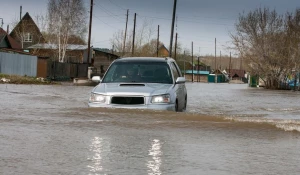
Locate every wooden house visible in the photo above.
<box><xmin>92</xmin><ymin>48</ymin><xmax>119</xmax><ymax>75</ymax></box>
<box><xmin>28</xmin><ymin>43</ymin><xmax>91</xmax><ymax>63</ymax></box>
<box><xmin>0</xmin><ymin>27</ymin><xmax>21</xmax><ymax>50</ymax></box>
<box><xmin>156</xmin><ymin>44</ymin><xmax>169</xmax><ymax>57</ymax></box>
<box><xmin>9</xmin><ymin>12</ymin><xmax>45</xmax><ymax>49</ymax></box>
<box><xmin>226</xmin><ymin>69</ymin><xmax>245</xmax><ymax>80</ymax></box>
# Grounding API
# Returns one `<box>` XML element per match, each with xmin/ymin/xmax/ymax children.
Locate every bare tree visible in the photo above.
<box><xmin>231</xmin><ymin>7</ymin><xmax>300</xmax><ymax>89</ymax></box>
<box><xmin>47</xmin><ymin>0</ymin><xmax>87</xmax><ymax>62</ymax></box>
<box><xmin>139</xmin><ymin>39</ymin><xmax>164</xmax><ymax>57</ymax></box>
<box><xmin>110</xmin><ymin>19</ymin><xmax>156</xmax><ymax>57</ymax></box>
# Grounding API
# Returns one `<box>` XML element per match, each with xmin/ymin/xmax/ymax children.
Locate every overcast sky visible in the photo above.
<box><xmin>0</xmin><ymin>0</ymin><xmax>299</xmax><ymax>56</ymax></box>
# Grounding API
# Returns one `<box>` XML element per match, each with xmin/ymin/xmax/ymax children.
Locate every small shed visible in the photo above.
<box><xmin>183</xmin><ymin>70</ymin><xmax>210</xmax><ymax>82</ymax></box>
<box><xmin>208</xmin><ymin>69</ymin><xmax>229</xmax><ymax>83</ymax></box>
<box><xmin>208</xmin><ymin>74</ymin><xmax>226</xmax><ymax>83</ymax></box>
<box><xmin>92</xmin><ymin>48</ymin><xmax>120</xmax><ymax>76</ymax></box>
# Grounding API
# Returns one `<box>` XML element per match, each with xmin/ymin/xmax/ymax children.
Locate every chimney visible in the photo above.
<box><xmin>20</xmin><ymin>6</ymin><xmax>22</xmax><ymax>21</ymax></box>
<box><xmin>7</xmin><ymin>25</ymin><xmax>9</xmax><ymax>34</ymax></box>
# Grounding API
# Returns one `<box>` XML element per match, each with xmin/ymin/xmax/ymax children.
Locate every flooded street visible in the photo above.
<box><xmin>0</xmin><ymin>83</ymin><xmax>300</xmax><ymax>175</ymax></box>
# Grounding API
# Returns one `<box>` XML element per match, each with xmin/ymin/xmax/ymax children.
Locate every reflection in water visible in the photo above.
<box><xmin>147</xmin><ymin>139</ymin><xmax>162</xmax><ymax>175</ymax></box>
<box><xmin>87</xmin><ymin>137</ymin><xmax>104</xmax><ymax>174</ymax></box>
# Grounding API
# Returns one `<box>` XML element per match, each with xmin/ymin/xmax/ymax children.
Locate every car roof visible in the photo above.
<box><xmin>114</xmin><ymin>57</ymin><xmax>175</xmax><ymax>63</ymax></box>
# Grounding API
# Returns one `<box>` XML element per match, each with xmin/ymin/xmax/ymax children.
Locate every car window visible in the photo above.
<box><xmin>170</xmin><ymin>62</ymin><xmax>180</xmax><ymax>80</ymax></box>
<box><xmin>102</xmin><ymin>61</ymin><xmax>173</xmax><ymax>84</ymax></box>
<box><xmin>173</xmin><ymin>62</ymin><xmax>183</xmax><ymax>77</ymax></box>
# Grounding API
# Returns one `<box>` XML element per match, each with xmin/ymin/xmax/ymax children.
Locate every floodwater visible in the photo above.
<box><xmin>0</xmin><ymin>83</ymin><xmax>299</xmax><ymax>175</ymax></box>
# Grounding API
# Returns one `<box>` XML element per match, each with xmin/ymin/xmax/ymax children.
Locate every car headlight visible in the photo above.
<box><xmin>89</xmin><ymin>93</ymin><xmax>106</xmax><ymax>103</ymax></box>
<box><xmin>151</xmin><ymin>94</ymin><xmax>170</xmax><ymax>103</ymax></box>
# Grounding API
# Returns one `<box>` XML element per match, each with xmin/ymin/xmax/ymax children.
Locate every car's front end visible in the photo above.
<box><xmin>88</xmin><ymin>83</ymin><xmax>176</xmax><ymax>111</ymax></box>
<box><xmin>88</xmin><ymin>57</ymin><xmax>187</xmax><ymax>112</ymax></box>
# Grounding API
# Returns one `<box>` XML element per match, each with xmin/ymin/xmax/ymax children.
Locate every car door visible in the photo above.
<box><xmin>170</xmin><ymin>62</ymin><xmax>185</xmax><ymax>110</ymax></box>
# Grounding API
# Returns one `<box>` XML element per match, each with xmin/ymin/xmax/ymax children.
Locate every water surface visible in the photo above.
<box><xmin>0</xmin><ymin>83</ymin><xmax>299</xmax><ymax>175</ymax></box>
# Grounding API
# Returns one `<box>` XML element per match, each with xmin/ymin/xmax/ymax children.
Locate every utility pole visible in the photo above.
<box><xmin>229</xmin><ymin>52</ymin><xmax>232</xmax><ymax>80</ymax></box>
<box><xmin>169</xmin><ymin>0</ymin><xmax>177</xmax><ymax>57</ymax></box>
<box><xmin>122</xmin><ymin>9</ymin><xmax>129</xmax><ymax>57</ymax></box>
<box><xmin>157</xmin><ymin>25</ymin><xmax>159</xmax><ymax>57</ymax></box>
<box><xmin>87</xmin><ymin>0</ymin><xmax>93</xmax><ymax>65</ymax></box>
<box><xmin>132</xmin><ymin>13</ymin><xmax>136</xmax><ymax>56</ymax></box>
<box><xmin>215</xmin><ymin>38</ymin><xmax>217</xmax><ymax>83</ymax></box>
<box><xmin>199</xmin><ymin>47</ymin><xmax>201</xmax><ymax>82</ymax></box>
<box><xmin>174</xmin><ymin>32</ymin><xmax>178</xmax><ymax>60</ymax></box>
<box><xmin>220</xmin><ymin>50</ymin><xmax>222</xmax><ymax>70</ymax></box>
<box><xmin>112</xmin><ymin>44</ymin><xmax>114</xmax><ymax>54</ymax></box>
<box><xmin>184</xmin><ymin>50</ymin><xmax>186</xmax><ymax>77</ymax></box>
<box><xmin>192</xmin><ymin>41</ymin><xmax>194</xmax><ymax>82</ymax></box>
<box><xmin>197</xmin><ymin>56</ymin><xmax>200</xmax><ymax>82</ymax></box>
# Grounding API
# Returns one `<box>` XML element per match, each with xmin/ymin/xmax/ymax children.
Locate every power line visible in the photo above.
<box><xmin>93</xmin><ymin>3</ymin><xmax>125</xmax><ymax>23</ymax></box>
<box><xmin>107</xmin><ymin>0</ymin><xmax>126</xmax><ymax>10</ymax></box>
<box><xmin>135</xmin><ymin>15</ymin><xmax>235</xmax><ymax>26</ymax></box>
<box><xmin>93</xmin><ymin>14</ymin><xmax>118</xmax><ymax>29</ymax></box>
<box><xmin>95</xmin><ymin>15</ymin><xmax>125</xmax><ymax>18</ymax></box>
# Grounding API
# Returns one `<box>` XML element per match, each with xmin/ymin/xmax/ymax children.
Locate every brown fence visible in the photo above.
<box><xmin>37</xmin><ymin>59</ymin><xmax>88</xmax><ymax>80</ymax></box>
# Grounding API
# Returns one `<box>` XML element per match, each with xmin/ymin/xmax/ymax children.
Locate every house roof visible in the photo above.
<box><xmin>226</xmin><ymin>69</ymin><xmax>245</xmax><ymax>77</ymax></box>
<box><xmin>93</xmin><ymin>48</ymin><xmax>119</xmax><ymax>57</ymax></box>
<box><xmin>28</xmin><ymin>43</ymin><xmax>88</xmax><ymax>50</ymax></box>
<box><xmin>158</xmin><ymin>44</ymin><xmax>169</xmax><ymax>52</ymax></box>
<box><xmin>184</xmin><ymin>70</ymin><xmax>210</xmax><ymax>75</ymax></box>
<box><xmin>0</xmin><ymin>48</ymin><xmax>33</xmax><ymax>55</ymax></box>
<box><xmin>0</xmin><ymin>27</ymin><xmax>22</xmax><ymax>49</ymax></box>
<box><xmin>10</xmin><ymin>12</ymin><xmax>45</xmax><ymax>42</ymax></box>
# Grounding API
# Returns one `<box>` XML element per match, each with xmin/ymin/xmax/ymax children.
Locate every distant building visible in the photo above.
<box><xmin>226</xmin><ymin>69</ymin><xmax>246</xmax><ymax>79</ymax></box>
<box><xmin>0</xmin><ymin>27</ymin><xmax>21</xmax><ymax>50</ymax></box>
<box><xmin>92</xmin><ymin>48</ymin><xmax>119</xmax><ymax>75</ymax></box>
<box><xmin>156</xmin><ymin>44</ymin><xmax>169</xmax><ymax>57</ymax></box>
<box><xmin>28</xmin><ymin>43</ymin><xmax>90</xmax><ymax>63</ymax></box>
<box><xmin>9</xmin><ymin>12</ymin><xmax>45</xmax><ymax>49</ymax></box>
<box><xmin>184</xmin><ymin>70</ymin><xmax>210</xmax><ymax>82</ymax></box>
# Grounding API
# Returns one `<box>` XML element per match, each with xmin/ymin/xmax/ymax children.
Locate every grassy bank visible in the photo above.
<box><xmin>0</xmin><ymin>74</ymin><xmax>59</xmax><ymax>85</ymax></box>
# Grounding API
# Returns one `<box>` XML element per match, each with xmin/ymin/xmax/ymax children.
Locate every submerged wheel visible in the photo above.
<box><xmin>175</xmin><ymin>100</ymin><xmax>179</xmax><ymax>112</ymax></box>
<box><xmin>183</xmin><ymin>96</ymin><xmax>187</xmax><ymax>111</ymax></box>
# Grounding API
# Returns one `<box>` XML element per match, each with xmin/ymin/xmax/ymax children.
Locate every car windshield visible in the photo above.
<box><xmin>101</xmin><ymin>61</ymin><xmax>173</xmax><ymax>84</ymax></box>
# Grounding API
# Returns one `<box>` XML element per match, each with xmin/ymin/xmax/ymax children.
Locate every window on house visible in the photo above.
<box><xmin>23</xmin><ymin>33</ymin><xmax>33</xmax><ymax>42</ymax></box>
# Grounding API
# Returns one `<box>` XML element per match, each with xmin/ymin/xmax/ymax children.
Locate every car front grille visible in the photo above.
<box><xmin>111</xmin><ymin>96</ymin><xmax>145</xmax><ymax>105</ymax></box>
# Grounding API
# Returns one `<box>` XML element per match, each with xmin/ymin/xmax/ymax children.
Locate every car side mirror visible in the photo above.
<box><xmin>175</xmin><ymin>77</ymin><xmax>185</xmax><ymax>84</ymax></box>
<box><xmin>91</xmin><ymin>76</ymin><xmax>101</xmax><ymax>83</ymax></box>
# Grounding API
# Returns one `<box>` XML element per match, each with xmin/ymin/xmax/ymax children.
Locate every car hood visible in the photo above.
<box><xmin>92</xmin><ymin>83</ymin><xmax>174</xmax><ymax>96</ymax></box>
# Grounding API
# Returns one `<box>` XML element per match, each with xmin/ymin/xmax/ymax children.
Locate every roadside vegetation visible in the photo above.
<box><xmin>231</xmin><ymin>7</ymin><xmax>300</xmax><ymax>89</ymax></box>
<box><xmin>0</xmin><ymin>74</ymin><xmax>58</xmax><ymax>85</ymax></box>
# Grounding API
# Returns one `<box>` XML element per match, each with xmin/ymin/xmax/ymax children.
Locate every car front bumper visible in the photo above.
<box><xmin>88</xmin><ymin>103</ymin><xmax>176</xmax><ymax>111</ymax></box>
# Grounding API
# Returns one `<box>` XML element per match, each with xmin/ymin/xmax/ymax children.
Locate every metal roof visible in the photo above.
<box><xmin>28</xmin><ymin>43</ymin><xmax>88</xmax><ymax>50</ymax></box>
<box><xmin>93</xmin><ymin>48</ymin><xmax>119</xmax><ymax>57</ymax></box>
<box><xmin>184</xmin><ymin>70</ymin><xmax>210</xmax><ymax>75</ymax></box>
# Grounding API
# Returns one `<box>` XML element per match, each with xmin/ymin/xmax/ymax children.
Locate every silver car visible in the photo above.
<box><xmin>88</xmin><ymin>57</ymin><xmax>187</xmax><ymax>112</ymax></box>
